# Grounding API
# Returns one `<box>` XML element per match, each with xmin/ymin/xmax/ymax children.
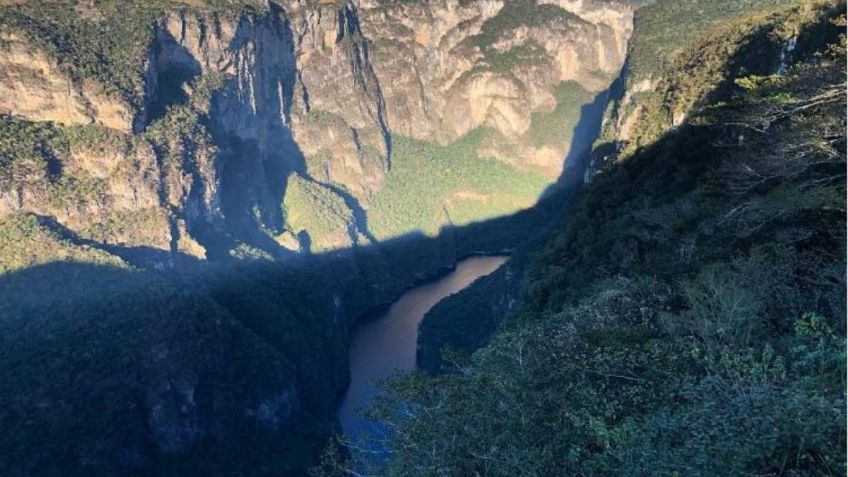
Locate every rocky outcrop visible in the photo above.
<box><xmin>0</xmin><ymin>1</ymin><xmax>638</xmax><ymax>473</ymax></box>
<box><xmin>358</xmin><ymin>0</ymin><xmax>633</xmax><ymax>175</ymax></box>
<box><xmin>361</xmin><ymin>0</ymin><xmax>632</xmax><ymax>139</ymax></box>
<box><xmin>0</xmin><ymin>0</ymin><xmax>635</xmax><ymax>260</ymax></box>
<box><xmin>0</xmin><ymin>31</ymin><xmax>137</xmax><ymax>132</ymax></box>
<box><xmin>150</xmin><ymin>4</ymin><xmax>392</xmax><ymax>205</ymax></box>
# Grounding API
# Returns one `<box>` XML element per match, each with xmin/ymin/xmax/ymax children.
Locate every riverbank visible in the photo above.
<box><xmin>338</xmin><ymin>255</ymin><xmax>509</xmax><ymax>439</ymax></box>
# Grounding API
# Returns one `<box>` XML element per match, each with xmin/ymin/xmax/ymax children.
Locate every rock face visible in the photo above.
<box><xmin>151</xmin><ymin>3</ymin><xmax>394</xmax><ymax>205</ymax></box>
<box><xmin>0</xmin><ymin>1</ymin><xmax>634</xmax><ymax>472</ymax></box>
<box><xmin>0</xmin><ymin>31</ymin><xmax>137</xmax><ymax>132</ymax></box>
<box><xmin>361</xmin><ymin>0</ymin><xmax>632</xmax><ymax>139</ymax></box>
<box><xmin>0</xmin><ymin>0</ymin><xmax>634</xmax><ymax>261</ymax></box>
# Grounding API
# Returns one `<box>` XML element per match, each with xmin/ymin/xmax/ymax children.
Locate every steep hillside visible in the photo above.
<box><xmin>417</xmin><ymin>0</ymin><xmax>842</xmax><ymax>371</ymax></box>
<box><xmin>593</xmin><ymin>0</ymin><xmax>835</xmax><ymax>165</ymax></box>
<box><xmin>0</xmin><ymin>3</ymin><xmax>636</xmax><ymax>470</ymax></box>
<box><xmin>332</xmin><ymin>2</ymin><xmax>847</xmax><ymax>475</ymax></box>
<box><xmin>0</xmin><ymin>0</ymin><xmax>635</xmax><ymax>260</ymax></box>
<box><xmin>1</xmin><ymin>0</ymin><xmax>844</xmax><ymax>475</ymax></box>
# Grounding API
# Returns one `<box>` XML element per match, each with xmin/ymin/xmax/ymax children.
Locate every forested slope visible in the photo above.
<box><xmin>328</xmin><ymin>3</ymin><xmax>847</xmax><ymax>475</ymax></box>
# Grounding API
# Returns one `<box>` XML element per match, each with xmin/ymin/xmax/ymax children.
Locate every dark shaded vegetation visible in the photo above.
<box><xmin>0</xmin><ymin>186</ymin><xmax>560</xmax><ymax>476</ymax></box>
<box><xmin>2</xmin><ymin>1</ymin><xmax>845</xmax><ymax>476</ymax></box>
<box><xmin>416</xmin><ymin>81</ymin><xmax>614</xmax><ymax>374</ymax></box>
<box><xmin>316</xmin><ymin>7</ymin><xmax>847</xmax><ymax>476</ymax></box>
<box><xmin>0</xmin><ymin>261</ymin><xmax>326</xmax><ymax>476</ymax></box>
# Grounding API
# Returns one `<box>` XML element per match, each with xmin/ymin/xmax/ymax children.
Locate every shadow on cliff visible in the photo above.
<box><xmin>147</xmin><ymin>27</ymin><xmax>203</xmax><ymax>125</ymax></box>
<box><xmin>541</xmin><ymin>66</ymin><xmax>629</xmax><ymax>201</ymax></box>
<box><xmin>6</xmin><ymin>7</ymin><xmax>844</xmax><ymax>476</ymax></box>
<box><xmin>0</xmin><ymin>186</ymin><xmax>563</xmax><ymax>476</ymax></box>
<box><xmin>0</xmin><ymin>53</ymin><xmax>624</xmax><ymax>468</ymax></box>
<box><xmin>411</xmin><ymin>15</ymin><xmax>837</xmax><ymax>372</ymax></box>
<box><xmin>200</xmin><ymin>3</ymin><xmax>383</xmax><ymax>260</ymax></box>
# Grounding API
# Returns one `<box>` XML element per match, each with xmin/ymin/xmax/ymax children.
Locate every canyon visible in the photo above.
<box><xmin>0</xmin><ymin>0</ymin><xmax>634</xmax><ymax>473</ymax></box>
<box><xmin>2</xmin><ymin>0</ymin><xmax>842</xmax><ymax>475</ymax></box>
<box><xmin>0</xmin><ymin>0</ymin><xmax>634</xmax><ymax>259</ymax></box>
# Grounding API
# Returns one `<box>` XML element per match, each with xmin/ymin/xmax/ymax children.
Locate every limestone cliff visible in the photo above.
<box><xmin>0</xmin><ymin>31</ymin><xmax>138</xmax><ymax>132</ymax></box>
<box><xmin>0</xmin><ymin>0</ymin><xmax>634</xmax><ymax>262</ymax></box>
<box><xmin>0</xmin><ymin>1</ymin><xmax>635</xmax><ymax>474</ymax></box>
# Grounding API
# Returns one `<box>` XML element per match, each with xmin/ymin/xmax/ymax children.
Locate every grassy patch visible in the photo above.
<box><xmin>526</xmin><ymin>81</ymin><xmax>595</xmax><ymax>148</ymax></box>
<box><xmin>282</xmin><ymin>173</ymin><xmax>355</xmax><ymax>251</ymax></box>
<box><xmin>0</xmin><ymin>213</ymin><xmax>126</xmax><ymax>273</ymax></box>
<box><xmin>368</xmin><ymin>130</ymin><xmax>549</xmax><ymax>239</ymax></box>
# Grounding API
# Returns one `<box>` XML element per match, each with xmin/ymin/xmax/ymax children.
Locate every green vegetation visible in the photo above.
<box><xmin>368</xmin><ymin>130</ymin><xmax>549</xmax><ymax>239</ymax></box>
<box><xmin>469</xmin><ymin>0</ymin><xmax>577</xmax><ymax>72</ymax></box>
<box><xmin>81</xmin><ymin>208</ymin><xmax>170</xmax><ymax>244</ymax></box>
<box><xmin>282</xmin><ymin>173</ymin><xmax>356</xmax><ymax>251</ymax></box>
<box><xmin>527</xmin><ymin>81</ymin><xmax>595</xmax><ymax>148</ymax></box>
<box><xmin>0</xmin><ymin>115</ymin><xmax>62</xmax><ymax>187</ymax></box>
<box><xmin>474</xmin><ymin>0</ymin><xmax>581</xmax><ymax>49</ymax></box>
<box><xmin>2</xmin><ymin>2</ymin><xmax>844</xmax><ymax>476</ymax></box>
<box><xmin>603</xmin><ymin>0</ymin><xmax>836</xmax><ymax>159</ymax></box>
<box><xmin>0</xmin><ymin>1</ymin><xmax>264</xmax><ymax>105</ymax></box>
<box><xmin>46</xmin><ymin>175</ymin><xmax>108</xmax><ymax>209</ymax></box>
<box><xmin>64</xmin><ymin>123</ymin><xmax>131</xmax><ymax>155</ymax></box>
<box><xmin>484</xmin><ymin>42</ymin><xmax>550</xmax><ymax>74</ymax></box>
<box><xmin>0</xmin><ymin>114</ymin><xmax>135</xmax><ymax>176</ymax></box>
<box><xmin>0</xmin><ymin>212</ymin><xmax>126</xmax><ymax>273</ymax></box>
<box><xmin>0</xmin><ymin>253</ymin><xmax>331</xmax><ymax>476</ymax></box>
<box><xmin>318</xmin><ymin>9</ymin><xmax>847</xmax><ymax>476</ymax></box>
<box><xmin>0</xmin><ymin>112</ymin><xmax>188</xmax><ymax>251</ymax></box>
<box><xmin>0</xmin><ymin>102</ymin><xmax>202</xmax><ymax>245</ymax></box>
<box><xmin>627</xmin><ymin>0</ymin><xmax>801</xmax><ymax>81</ymax></box>
<box><xmin>305</xmin><ymin>109</ymin><xmax>350</xmax><ymax>128</ymax></box>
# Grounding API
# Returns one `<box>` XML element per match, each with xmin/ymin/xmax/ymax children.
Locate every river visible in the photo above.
<box><xmin>338</xmin><ymin>255</ymin><xmax>509</xmax><ymax>440</ymax></box>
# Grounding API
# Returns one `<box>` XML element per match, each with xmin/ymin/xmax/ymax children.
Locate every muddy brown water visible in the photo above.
<box><xmin>338</xmin><ymin>255</ymin><xmax>508</xmax><ymax>439</ymax></box>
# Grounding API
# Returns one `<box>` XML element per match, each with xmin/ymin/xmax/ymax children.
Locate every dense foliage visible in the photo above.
<box><xmin>527</xmin><ymin>81</ymin><xmax>595</xmax><ymax>149</ymax></box>
<box><xmin>2</xmin><ymin>1</ymin><xmax>845</xmax><ymax>476</ymax></box>
<box><xmin>0</xmin><ymin>0</ymin><xmax>264</xmax><ymax>104</ymax></box>
<box><xmin>368</xmin><ymin>130</ymin><xmax>548</xmax><ymax>239</ymax></box>
<box><xmin>282</xmin><ymin>173</ymin><xmax>358</xmax><ymax>252</ymax></box>
<box><xmin>0</xmin><ymin>212</ymin><xmax>127</xmax><ymax>272</ymax></box>
<box><xmin>601</xmin><ymin>0</ymin><xmax>838</xmax><ymax>160</ymax></box>
<box><xmin>469</xmin><ymin>0</ymin><xmax>576</xmax><ymax>72</ymax></box>
<box><xmin>320</xmin><ymin>8</ymin><xmax>847</xmax><ymax>476</ymax></box>
<box><xmin>627</xmin><ymin>0</ymin><xmax>801</xmax><ymax>82</ymax></box>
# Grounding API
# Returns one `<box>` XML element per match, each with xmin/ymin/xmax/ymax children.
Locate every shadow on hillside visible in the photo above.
<box><xmin>0</xmin><ymin>10</ymin><xmax>635</xmax><ymax>471</ymax></box>
<box><xmin>412</xmin><ymin>19</ymin><xmax>837</xmax><ymax>372</ymax></box>
<box><xmin>199</xmin><ymin>5</ymin><xmax>386</xmax><ymax>261</ymax></box>
<box><xmin>543</xmin><ymin>87</ymin><xmax>613</xmax><ymax>197</ymax></box>
<box><xmin>6</xmin><ymin>6</ymin><xmax>846</xmax><ymax>475</ymax></box>
<box><xmin>0</xmin><ymin>89</ymin><xmax>639</xmax><ymax>474</ymax></box>
<box><xmin>0</xmin><ymin>193</ymin><xmax>569</xmax><ymax>476</ymax></box>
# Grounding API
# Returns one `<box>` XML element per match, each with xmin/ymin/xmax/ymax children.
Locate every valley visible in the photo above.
<box><xmin>0</xmin><ymin>2</ymin><xmax>623</xmax><ymax>472</ymax></box>
<box><xmin>0</xmin><ymin>0</ymin><xmax>845</xmax><ymax>475</ymax></box>
<box><xmin>339</xmin><ymin>255</ymin><xmax>507</xmax><ymax>440</ymax></box>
